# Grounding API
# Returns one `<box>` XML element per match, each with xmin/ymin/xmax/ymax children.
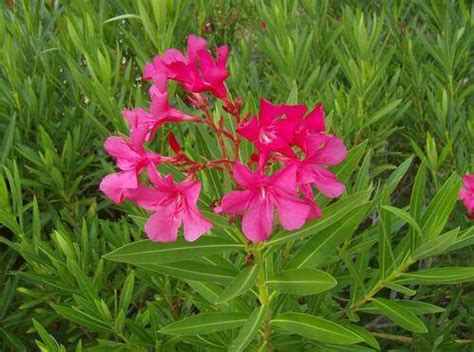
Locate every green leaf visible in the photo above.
<box><xmin>409</xmin><ymin>161</ymin><xmax>427</xmax><ymax>250</ymax></box>
<box><xmin>288</xmin><ymin>203</ymin><xmax>371</xmax><ymax>269</ymax></box>
<box><xmin>268</xmin><ymin>269</ymin><xmax>337</xmax><ymax>295</ymax></box>
<box><xmin>413</xmin><ymin>228</ymin><xmax>459</xmax><ymax>259</ymax></box>
<box><xmin>1</xmin><ymin>114</ymin><xmax>16</xmax><ymax>166</ymax></box>
<box><xmin>272</xmin><ymin>313</ymin><xmax>363</xmax><ymax>345</ymax></box>
<box><xmin>217</xmin><ymin>265</ymin><xmax>259</xmax><ymax>303</ymax></box>
<box><xmin>381</xmin><ymin>156</ymin><xmax>414</xmax><ymax>197</ymax></box>
<box><xmin>381</xmin><ymin>206</ymin><xmax>423</xmax><ymax>237</ymax></box>
<box><xmin>159</xmin><ymin>313</ymin><xmax>248</xmax><ymax>336</ymax></box>
<box><xmin>398</xmin><ymin>267</ymin><xmax>474</xmax><ymax>285</ymax></box>
<box><xmin>32</xmin><ymin>319</ymin><xmax>65</xmax><ymax>352</ymax></box>
<box><xmin>229</xmin><ymin>305</ymin><xmax>266</xmax><ymax>352</ymax></box>
<box><xmin>118</xmin><ymin>270</ymin><xmax>135</xmax><ymax>312</ymax></box>
<box><xmin>383</xmin><ymin>282</ymin><xmax>416</xmax><ymax>296</ymax></box>
<box><xmin>104</xmin><ymin>237</ymin><xmax>244</xmax><ymax>265</ymax></box>
<box><xmin>266</xmin><ymin>190</ymin><xmax>372</xmax><ymax>247</ymax></box>
<box><xmin>140</xmin><ymin>260</ymin><xmax>237</xmax><ymax>283</ymax></box>
<box><xmin>360</xmin><ymin>300</ymin><xmax>445</xmax><ymax>315</ymax></box>
<box><xmin>420</xmin><ymin>174</ymin><xmax>462</xmax><ymax>239</ymax></box>
<box><xmin>370</xmin><ymin>298</ymin><xmax>427</xmax><ymax>333</ymax></box>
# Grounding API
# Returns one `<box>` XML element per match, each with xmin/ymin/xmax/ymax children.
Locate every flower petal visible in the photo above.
<box><xmin>215</xmin><ymin>190</ymin><xmax>252</xmax><ymax>214</ymax></box>
<box><xmin>144</xmin><ymin>205</ymin><xmax>181</xmax><ymax>242</ymax></box>
<box><xmin>242</xmin><ymin>196</ymin><xmax>274</xmax><ymax>242</ymax></box>
<box><xmin>274</xmin><ymin>192</ymin><xmax>311</xmax><ymax>231</ymax></box>
<box><xmin>233</xmin><ymin>162</ymin><xmax>260</xmax><ymax>187</ymax></box>
<box><xmin>183</xmin><ymin>206</ymin><xmax>213</xmax><ymax>242</ymax></box>
<box><xmin>99</xmin><ymin>171</ymin><xmax>137</xmax><ymax>204</ymax></box>
<box><xmin>310</xmin><ymin>166</ymin><xmax>345</xmax><ymax>198</ymax></box>
<box><xmin>307</xmin><ymin>135</ymin><xmax>347</xmax><ymax>166</ymax></box>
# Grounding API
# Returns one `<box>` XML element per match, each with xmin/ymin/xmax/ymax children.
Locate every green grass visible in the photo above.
<box><xmin>0</xmin><ymin>0</ymin><xmax>473</xmax><ymax>350</ymax></box>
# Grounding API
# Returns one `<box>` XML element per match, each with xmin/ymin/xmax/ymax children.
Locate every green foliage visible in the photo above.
<box><xmin>0</xmin><ymin>0</ymin><xmax>473</xmax><ymax>351</ymax></box>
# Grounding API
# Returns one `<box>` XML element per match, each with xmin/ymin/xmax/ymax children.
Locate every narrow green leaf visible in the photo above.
<box><xmin>272</xmin><ymin>313</ymin><xmax>363</xmax><ymax>345</ymax></box>
<box><xmin>413</xmin><ymin>228</ymin><xmax>459</xmax><ymax>259</ymax></box>
<box><xmin>118</xmin><ymin>270</ymin><xmax>135</xmax><ymax>312</ymax></box>
<box><xmin>398</xmin><ymin>267</ymin><xmax>474</xmax><ymax>285</ymax></box>
<box><xmin>266</xmin><ymin>190</ymin><xmax>372</xmax><ymax>247</ymax></box>
<box><xmin>421</xmin><ymin>174</ymin><xmax>462</xmax><ymax>239</ymax></box>
<box><xmin>140</xmin><ymin>260</ymin><xmax>237</xmax><ymax>283</ymax></box>
<box><xmin>288</xmin><ymin>203</ymin><xmax>371</xmax><ymax>269</ymax></box>
<box><xmin>370</xmin><ymin>298</ymin><xmax>427</xmax><ymax>333</ymax></box>
<box><xmin>381</xmin><ymin>206</ymin><xmax>423</xmax><ymax>237</ymax></box>
<box><xmin>160</xmin><ymin>313</ymin><xmax>248</xmax><ymax>336</ymax></box>
<box><xmin>384</xmin><ymin>282</ymin><xmax>416</xmax><ymax>296</ymax></box>
<box><xmin>360</xmin><ymin>300</ymin><xmax>445</xmax><ymax>315</ymax></box>
<box><xmin>229</xmin><ymin>305</ymin><xmax>265</xmax><ymax>352</ymax></box>
<box><xmin>217</xmin><ymin>265</ymin><xmax>259</xmax><ymax>303</ymax></box>
<box><xmin>104</xmin><ymin>237</ymin><xmax>244</xmax><ymax>265</ymax></box>
<box><xmin>268</xmin><ymin>269</ymin><xmax>337</xmax><ymax>295</ymax></box>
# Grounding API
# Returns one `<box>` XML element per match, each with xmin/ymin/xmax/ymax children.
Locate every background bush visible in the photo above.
<box><xmin>0</xmin><ymin>0</ymin><xmax>473</xmax><ymax>350</ymax></box>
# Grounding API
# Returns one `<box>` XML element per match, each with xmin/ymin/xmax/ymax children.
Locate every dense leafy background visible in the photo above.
<box><xmin>0</xmin><ymin>0</ymin><xmax>473</xmax><ymax>350</ymax></box>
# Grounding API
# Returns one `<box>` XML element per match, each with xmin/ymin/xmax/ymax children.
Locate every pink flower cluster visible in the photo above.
<box><xmin>100</xmin><ymin>35</ymin><xmax>347</xmax><ymax>243</ymax></box>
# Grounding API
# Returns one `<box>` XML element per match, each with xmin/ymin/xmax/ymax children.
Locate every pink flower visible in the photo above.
<box><xmin>144</xmin><ymin>35</ymin><xmax>230</xmax><ymax>99</ymax></box>
<box><xmin>215</xmin><ymin>163</ymin><xmax>311</xmax><ymax>242</ymax></box>
<box><xmin>99</xmin><ymin>128</ymin><xmax>166</xmax><ymax>204</ymax></box>
<box><xmin>459</xmin><ymin>174</ymin><xmax>474</xmax><ymax>217</ymax></box>
<box><xmin>128</xmin><ymin>166</ymin><xmax>212</xmax><ymax>242</ymax></box>
<box><xmin>237</xmin><ymin>99</ymin><xmax>307</xmax><ymax>157</ymax></box>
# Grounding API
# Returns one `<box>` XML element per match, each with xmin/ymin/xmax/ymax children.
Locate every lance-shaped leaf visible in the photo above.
<box><xmin>159</xmin><ymin>312</ymin><xmax>248</xmax><ymax>336</ymax></box>
<box><xmin>370</xmin><ymin>298</ymin><xmax>427</xmax><ymax>333</ymax></box>
<box><xmin>268</xmin><ymin>268</ymin><xmax>337</xmax><ymax>295</ymax></box>
<box><xmin>265</xmin><ymin>190</ymin><xmax>372</xmax><ymax>247</ymax></box>
<box><xmin>288</xmin><ymin>203</ymin><xmax>371</xmax><ymax>269</ymax></box>
<box><xmin>420</xmin><ymin>173</ymin><xmax>461</xmax><ymax>239</ymax></box>
<box><xmin>272</xmin><ymin>313</ymin><xmax>364</xmax><ymax>345</ymax></box>
<box><xmin>360</xmin><ymin>300</ymin><xmax>445</xmax><ymax>315</ymax></box>
<box><xmin>217</xmin><ymin>265</ymin><xmax>259</xmax><ymax>303</ymax></box>
<box><xmin>229</xmin><ymin>305</ymin><xmax>266</xmax><ymax>352</ymax></box>
<box><xmin>413</xmin><ymin>228</ymin><xmax>459</xmax><ymax>259</ymax></box>
<box><xmin>139</xmin><ymin>260</ymin><xmax>237</xmax><ymax>283</ymax></box>
<box><xmin>397</xmin><ymin>267</ymin><xmax>474</xmax><ymax>285</ymax></box>
<box><xmin>104</xmin><ymin>237</ymin><xmax>244</xmax><ymax>265</ymax></box>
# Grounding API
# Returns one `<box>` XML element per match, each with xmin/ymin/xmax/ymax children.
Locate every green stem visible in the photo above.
<box><xmin>253</xmin><ymin>245</ymin><xmax>272</xmax><ymax>351</ymax></box>
<box><xmin>350</xmin><ymin>257</ymin><xmax>414</xmax><ymax>312</ymax></box>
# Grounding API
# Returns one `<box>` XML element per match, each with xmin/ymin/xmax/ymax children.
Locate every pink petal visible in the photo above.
<box><xmin>274</xmin><ymin>192</ymin><xmax>311</xmax><ymax>231</ymax></box>
<box><xmin>237</xmin><ymin>117</ymin><xmax>260</xmax><ymax>142</ymax></box>
<box><xmin>232</xmin><ymin>162</ymin><xmax>260</xmax><ymax>187</ymax></box>
<box><xmin>181</xmin><ymin>180</ymin><xmax>202</xmax><ymax>206</ymax></box>
<box><xmin>304</xmin><ymin>103</ymin><xmax>326</xmax><ymax>132</ymax></box>
<box><xmin>183</xmin><ymin>206</ymin><xmax>213</xmax><ymax>242</ymax></box>
<box><xmin>125</xmin><ymin>184</ymin><xmax>168</xmax><ymax>211</ymax></box>
<box><xmin>269</xmin><ymin>164</ymin><xmax>297</xmax><ymax>195</ymax></box>
<box><xmin>215</xmin><ymin>190</ymin><xmax>252</xmax><ymax>214</ymax></box>
<box><xmin>99</xmin><ymin>171</ymin><xmax>137</xmax><ymax>204</ymax></box>
<box><xmin>187</xmin><ymin>35</ymin><xmax>207</xmax><ymax>61</ymax></box>
<box><xmin>259</xmin><ymin>99</ymin><xmax>287</xmax><ymax>125</ymax></box>
<box><xmin>310</xmin><ymin>166</ymin><xmax>345</xmax><ymax>198</ymax></box>
<box><xmin>216</xmin><ymin>45</ymin><xmax>229</xmax><ymax>68</ymax></box>
<box><xmin>307</xmin><ymin>135</ymin><xmax>347</xmax><ymax>166</ymax></box>
<box><xmin>242</xmin><ymin>197</ymin><xmax>274</xmax><ymax>242</ymax></box>
<box><xmin>144</xmin><ymin>205</ymin><xmax>181</xmax><ymax>242</ymax></box>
